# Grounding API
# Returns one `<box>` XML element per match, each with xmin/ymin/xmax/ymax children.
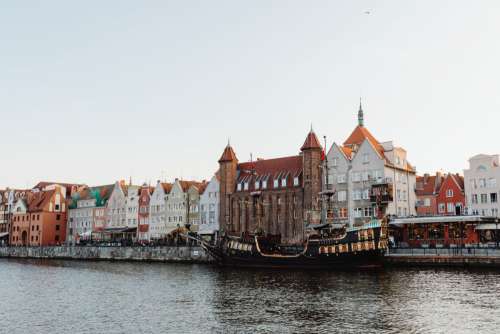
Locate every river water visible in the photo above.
<box><xmin>0</xmin><ymin>259</ymin><xmax>499</xmax><ymax>334</ymax></box>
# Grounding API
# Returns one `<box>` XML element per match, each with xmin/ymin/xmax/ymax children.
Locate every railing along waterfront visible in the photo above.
<box><xmin>388</xmin><ymin>247</ymin><xmax>500</xmax><ymax>257</ymax></box>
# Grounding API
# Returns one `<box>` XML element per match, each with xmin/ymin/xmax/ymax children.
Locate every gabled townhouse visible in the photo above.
<box><xmin>10</xmin><ymin>185</ymin><xmax>69</xmax><ymax>246</ymax></box>
<box><xmin>149</xmin><ymin>181</ymin><xmax>171</xmax><ymax>239</ymax></box>
<box><xmin>165</xmin><ymin>180</ymin><xmax>187</xmax><ymax>233</ymax></box>
<box><xmin>436</xmin><ymin>173</ymin><xmax>465</xmax><ymax>216</ymax></box>
<box><xmin>137</xmin><ymin>183</ymin><xmax>154</xmax><ymax>241</ymax></box>
<box><xmin>106</xmin><ymin>181</ymin><xmax>128</xmax><ymax>228</ymax></box>
<box><xmin>415</xmin><ymin>173</ymin><xmax>443</xmax><ymax>216</ymax></box>
<box><xmin>199</xmin><ymin>174</ymin><xmax>220</xmax><ymax>240</ymax></box>
<box><xmin>325</xmin><ymin>103</ymin><xmax>417</xmax><ymax>226</ymax></box>
<box><xmin>181</xmin><ymin>180</ymin><xmax>207</xmax><ymax>232</ymax></box>
<box><xmin>67</xmin><ymin>184</ymin><xmax>113</xmax><ymax>244</ymax></box>
<box><xmin>0</xmin><ymin>189</ymin><xmax>29</xmax><ymax>245</ymax></box>
<box><xmin>125</xmin><ymin>185</ymin><xmax>140</xmax><ymax>228</ymax></box>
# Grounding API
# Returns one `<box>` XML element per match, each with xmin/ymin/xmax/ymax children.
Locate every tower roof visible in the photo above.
<box><xmin>218</xmin><ymin>144</ymin><xmax>238</xmax><ymax>163</ymax></box>
<box><xmin>343</xmin><ymin>125</ymin><xmax>380</xmax><ymax>148</ymax></box>
<box><xmin>300</xmin><ymin>130</ymin><xmax>322</xmax><ymax>151</ymax></box>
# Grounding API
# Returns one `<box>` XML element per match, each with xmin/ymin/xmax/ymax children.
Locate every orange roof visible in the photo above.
<box><xmin>218</xmin><ymin>145</ymin><xmax>238</xmax><ymax>162</ymax></box>
<box><xmin>178</xmin><ymin>180</ymin><xmax>205</xmax><ymax>193</ymax></box>
<box><xmin>340</xmin><ymin>146</ymin><xmax>353</xmax><ymax>159</ymax></box>
<box><xmin>344</xmin><ymin>125</ymin><xmax>380</xmax><ymax>149</ymax></box>
<box><xmin>300</xmin><ymin>131</ymin><xmax>322</xmax><ymax>151</ymax></box>
<box><xmin>161</xmin><ymin>183</ymin><xmax>173</xmax><ymax>194</ymax></box>
<box><xmin>416</xmin><ymin>175</ymin><xmax>442</xmax><ymax>196</ymax></box>
<box><xmin>28</xmin><ymin>190</ymin><xmax>55</xmax><ymax>212</ymax></box>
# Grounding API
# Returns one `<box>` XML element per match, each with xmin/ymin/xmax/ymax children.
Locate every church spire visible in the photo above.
<box><xmin>358</xmin><ymin>97</ymin><xmax>364</xmax><ymax>127</ymax></box>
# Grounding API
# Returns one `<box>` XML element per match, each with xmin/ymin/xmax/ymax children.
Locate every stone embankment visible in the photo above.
<box><xmin>0</xmin><ymin>246</ymin><xmax>212</xmax><ymax>263</ymax></box>
<box><xmin>385</xmin><ymin>248</ymin><xmax>500</xmax><ymax>267</ymax></box>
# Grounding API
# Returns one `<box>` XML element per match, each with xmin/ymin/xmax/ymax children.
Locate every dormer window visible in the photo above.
<box><xmin>237</xmin><ymin>183</ymin><xmax>242</xmax><ymax>191</ymax></box>
<box><xmin>281</xmin><ymin>177</ymin><xmax>287</xmax><ymax>187</ymax></box>
<box><xmin>262</xmin><ymin>180</ymin><xmax>268</xmax><ymax>189</ymax></box>
<box><xmin>255</xmin><ymin>181</ymin><xmax>260</xmax><ymax>190</ymax></box>
<box><xmin>293</xmin><ymin>177</ymin><xmax>299</xmax><ymax>186</ymax></box>
<box><xmin>244</xmin><ymin>182</ymin><xmax>249</xmax><ymax>191</ymax></box>
<box><xmin>273</xmin><ymin>179</ymin><xmax>279</xmax><ymax>188</ymax></box>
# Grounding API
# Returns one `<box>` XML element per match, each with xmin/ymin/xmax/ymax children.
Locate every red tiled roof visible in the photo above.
<box><xmin>178</xmin><ymin>180</ymin><xmax>205</xmax><ymax>193</ymax></box>
<box><xmin>416</xmin><ymin>175</ymin><xmax>442</xmax><ymax>196</ymax></box>
<box><xmin>343</xmin><ymin>125</ymin><xmax>386</xmax><ymax>159</ymax></box>
<box><xmin>301</xmin><ymin>131</ymin><xmax>322</xmax><ymax>151</ymax></box>
<box><xmin>28</xmin><ymin>190</ymin><xmax>55</xmax><ymax>212</ymax></box>
<box><xmin>340</xmin><ymin>146</ymin><xmax>353</xmax><ymax>159</ymax></box>
<box><xmin>161</xmin><ymin>183</ymin><xmax>173</xmax><ymax>194</ymax></box>
<box><xmin>218</xmin><ymin>145</ymin><xmax>238</xmax><ymax>162</ymax></box>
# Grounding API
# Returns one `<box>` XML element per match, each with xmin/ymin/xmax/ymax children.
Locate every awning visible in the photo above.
<box><xmin>101</xmin><ymin>227</ymin><xmax>137</xmax><ymax>233</ymax></box>
<box><xmin>476</xmin><ymin>223</ymin><xmax>500</xmax><ymax>230</ymax></box>
<box><xmin>0</xmin><ymin>232</ymin><xmax>9</xmax><ymax>238</ymax></box>
<box><xmin>390</xmin><ymin>215</ymin><xmax>497</xmax><ymax>226</ymax></box>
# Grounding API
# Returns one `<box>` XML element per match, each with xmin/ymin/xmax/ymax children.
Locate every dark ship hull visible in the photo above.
<box><xmin>201</xmin><ymin>221</ymin><xmax>388</xmax><ymax>270</ymax></box>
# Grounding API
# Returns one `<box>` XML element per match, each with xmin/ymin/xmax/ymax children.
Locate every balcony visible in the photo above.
<box><xmin>370</xmin><ymin>182</ymin><xmax>394</xmax><ymax>204</ymax></box>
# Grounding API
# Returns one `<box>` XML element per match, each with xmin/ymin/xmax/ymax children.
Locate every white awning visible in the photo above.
<box><xmin>0</xmin><ymin>232</ymin><xmax>9</xmax><ymax>238</ymax></box>
<box><xmin>390</xmin><ymin>215</ymin><xmax>497</xmax><ymax>226</ymax></box>
<box><xmin>476</xmin><ymin>223</ymin><xmax>500</xmax><ymax>230</ymax></box>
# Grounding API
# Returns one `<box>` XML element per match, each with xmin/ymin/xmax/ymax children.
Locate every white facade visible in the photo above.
<box><xmin>106</xmin><ymin>182</ymin><xmax>127</xmax><ymax>228</ymax></box>
<box><xmin>125</xmin><ymin>185</ymin><xmax>139</xmax><ymax>228</ymax></box>
<box><xmin>165</xmin><ymin>180</ymin><xmax>187</xmax><ymax>232</ymax></box>
<box><xmin>464</xmin><ymin>154</ymin><xmax>500</xmax><ymax>217</ymax></box>
<box><xmin>149</xmin><ymin>182</ymin><xmax>169</xmax><ymax>239</ymax></box>
<box><xmin>199</xmin><ymin>175</ymin><xmax>220</xmax><ymax>235</ymax></box>
<box><xmin>67</xmin><ymin>197</ymin><xmax>95</xmax><ymax>244</ymax></box>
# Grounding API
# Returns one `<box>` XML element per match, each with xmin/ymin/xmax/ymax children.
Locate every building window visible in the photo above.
<box><xmin>479</xmin><ymin>179</ymin><xmax>486</xmax><ymax>188</ymax></box>
<box><xmin>354</xmin><ymin>208</ymin><xmax>363</xmax><ymax>218</ymax></box>
<box><xmin>293</xmin><ymin>177</ymin><xmax>299</xmax><ymax>186</ymax></box>
<box><xmin>55</xmin><ymin>235</ymin><xmax>59</xmax><ymax>242</ymax></box>
<box><xmin>339</xmin><ymin>207</ymin><xmax>348</xmax><ymax>218</ymax></box>
<box><xmin>281</xmin><ymin>178</ymin><xmax>287</xmax><ymax>188</ymax></box>
<box><xmin>274</xmin><ymin>179</ymin><xmax>279</xmax><ymax>188</ymax></box>
<box><xmin>363</xmin><ymin>207</ymin><xmax>372</xmax><ymax>217</ymax></box>
<box><xmin>337</xmin><ymin>174</ymin><xmax>346</xmax><ymax>184</ymax></box>
<box><xmin>481</xmin><ymin>194</ymin><xmax>488</xmax><ymax>204</ymax></box>
<box><xmin>262</xmin><ymin>180</ymin><xmax>267</xmax><ymax>189</ymax></box>
<box><xmin>352</xmin><ymin>172</ymin><xmax>361</xmax><ymax>182</ymax></box>
<box><xmin>491</xmin><ymin>193</ymin><xmax>498</xmax><ymax>203</ymax></box>
<box><xmin>56</xmin><ymin>214</ymin><xmax>61</xmax><ymax>220</ymax></box>
<box><xmin>438</xmin><ymin>203</ymin><xmax>445</xmax><ymax>213</ymax></box>
<box><xmin>424</xmin><ymin>198</ymin><xmax>431</xmax><ymax>207</ymax></box>
<box><xmin>237</xmin><ymin>183</ymin><xmax>242</xmax><ymax>191</ymax></box>
<box><xmin>447</xmin><ymin>203</ymin><xmax>455</xmax><ymax>213</ymax></box>
<box><xmin>472</xmin><ymin>194</ymin><xmax>478</xmax><ymax>204</ymax></box>
<box><xmin>55</xmin><ymin>204</ymin><xmax>60</xmax><ymax>211</ymax></box>
<box><xmin>332</xmin><ymin>158</ymin><xmax>337</xmax><ymax>167</ymax></box>
<box><xmin>362</xmin><ymin>189</ymin><xmax>370</xmax><ymax>200</ymax></box>
<box><xmin>488</xmin><ymin>178</ymin><xmax>497</xmax><ymax>188</ymax></box>
<box><xmin>255</xmin><ymin>181</ymin><xmax>260</xmax><ymax>190</ymax></box>
<box><xmin>446</xmin><ymin>189</ymin><xmax>454</xmax><ymax>198</ymax></box>
<box><xmin>363</xmin><ymin>153</ymin><xmax>369</xmax><ymax>164</ymax></box>
<box><xmin>337</xmin><ymin>191</ymin><xmax>347</xmax><ymax>202</ymax></box>
<box><xmin>55</xmin><ymin>225</ymin><xmax>60</xmax><ymax>231</ymax></box>
<box><xmin>244</xmin><ymin>182</ymin><xmax>249</xmax><ymax>191</ymax></box>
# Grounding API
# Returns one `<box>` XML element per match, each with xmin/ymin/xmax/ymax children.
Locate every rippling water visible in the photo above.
<box><xmin>1</xmin><ymin>259</ymin><xmax>500</xmax><ymax>334</ymax></box>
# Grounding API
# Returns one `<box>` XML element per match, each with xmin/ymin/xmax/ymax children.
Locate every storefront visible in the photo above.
<box><xmin>390</xmin><ymin>216</ymin><xmax>498</xmax><ymax>248</ymax></box>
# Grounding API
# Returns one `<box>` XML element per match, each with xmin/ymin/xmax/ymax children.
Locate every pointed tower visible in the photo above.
<box><xmin>218</xmin><ymin>142</ymin><xmax>238</xmax><ymax>234</ymax></box>
<box><xmin>358</xmin><ymin>98</ymin><xmax>364</xmax><ymax>127</ymax></box>
<box><xmin>301</xmin><ymin>128</ymin><xmax>322</xmax><ymax>224</ymax></box>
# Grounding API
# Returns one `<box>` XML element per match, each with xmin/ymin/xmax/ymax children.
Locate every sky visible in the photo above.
<box><xmin>1</xmin><ymin>1</ymin><xmax>500</xmax><ymax>189</ymax></box>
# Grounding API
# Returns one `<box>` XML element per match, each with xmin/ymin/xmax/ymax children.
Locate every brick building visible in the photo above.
<box><xmin>436</xmin><ymin>173</ymin><xmax>465</xmax><ymax>216</ymax></box>
<box><xmin>10</xmin><ymin>185</ymin><xmax>69</xmax><ymax>246</ymax></box>
<box><xmin>218</xmin><ymin>130</ymin><xmax>323</xmax><ymax>244</ymax></box>
<box><xmin>415</xmin><ymin>173</ymin><xmax>443</xmax><ymax>216</ymax></box>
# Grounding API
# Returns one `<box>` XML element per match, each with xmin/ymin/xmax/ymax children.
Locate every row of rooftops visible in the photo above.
<box><xmin>416</xmin><ymin>172</ymin><xmax>465</xmax><ymax>196</ymax></box>
<box><xmin>1</xmin><ymin>177</ymin><xmax>216</xmax><ymax>213</ymax></box>
<box><xmin>219</xmin><ymin>104</ymin><xmax>416</xmax><ymax>189</ymax></box>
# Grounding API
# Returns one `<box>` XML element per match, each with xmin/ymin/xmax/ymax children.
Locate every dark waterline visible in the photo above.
<box><xmin>1</xmin><ymin>259</ymin><xmax>499</xmax><ymax>334</ymax></box>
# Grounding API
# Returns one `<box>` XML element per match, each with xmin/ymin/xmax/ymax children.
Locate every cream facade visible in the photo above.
<box><xmin>464</xmin><ymin>154</ymin><xmax>500</xmax><ymax>217</ymax></box>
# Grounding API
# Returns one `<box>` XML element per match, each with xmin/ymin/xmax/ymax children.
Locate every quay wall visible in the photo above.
<box><xmin>0</xmin><ymin>246</ymin><xmax>212</xmax><ymax>263</ymax></box>
<box><xmin>385</xmin><ymin>248</ymin><xmax>500</xmax><ymax>267</ymax></box>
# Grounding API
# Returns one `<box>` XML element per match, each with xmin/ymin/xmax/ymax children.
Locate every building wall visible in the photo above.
<box><xmin>125</xmin><ymin>186</ymin><xmax>139</xmax><ymax>228</ymax></box>
<box><xmin>464</xmin><ymin>154</ymin><xmax>500</xmax><ymax>217</ymax></box>
<box><xmin>186</xmin><ymin>186</ymin><xmax>200</xmax><ymax>232</ymax></box>
<box><xmin>149</xmin><ymin>183</ymin><xmax>167</xmax><ymax>239</ymax></box>
<box><xmin>165</xmin><ymin>181</ymin><xmax>187</xmax><ymax>233</ymax></box>
<box><xmin>106</xmin><ymin>182</ymin><xmax>127</xmax><ymax>228</ymax></box>
<box><xmin>436</xmin><ymin>176</ymin><xmax>465</xmax><ymax>215</ymax></box>
<box><xmin>137</xmin><ymin>186</ymin><xmax>151</xmax><ymax>240</ymax></box>
<box><xmin>199</xmin><ymin>176</ymin><xmax>220</xmax><ymax>235</ymax></box>
<box><xmin>416</xmin><ymin>195</ymin><xmax>437</xmax><ymax>216</ymax></box>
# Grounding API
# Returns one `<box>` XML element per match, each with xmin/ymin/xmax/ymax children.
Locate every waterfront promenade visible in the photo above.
<box><xmin>0</xmin><ymin>245</ymin><xmax>211</xmax><ymax>263</ymax></box>
<box><xmin>386</xmin><ymin>247</ymin><xmax>500</xmax><ymax>267</ymax></box>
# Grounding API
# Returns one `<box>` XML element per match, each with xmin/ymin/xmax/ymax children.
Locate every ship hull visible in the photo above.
<box><xmin>217</xmin><ymin>250</ymin><xmax>385</xmax><ymax>270</ymax></box>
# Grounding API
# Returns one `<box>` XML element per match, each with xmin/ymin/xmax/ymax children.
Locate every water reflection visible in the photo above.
<box><xmin>1</xmin><ymin>259</ymin><xmax>500</xmax><ymax>333</ymax></box>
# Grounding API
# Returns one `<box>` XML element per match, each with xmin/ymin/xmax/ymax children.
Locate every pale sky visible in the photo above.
<box><xmin>2</xmin><ymin>1</ymin><xmax>500</xmax><ymax>189</ymax></box>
